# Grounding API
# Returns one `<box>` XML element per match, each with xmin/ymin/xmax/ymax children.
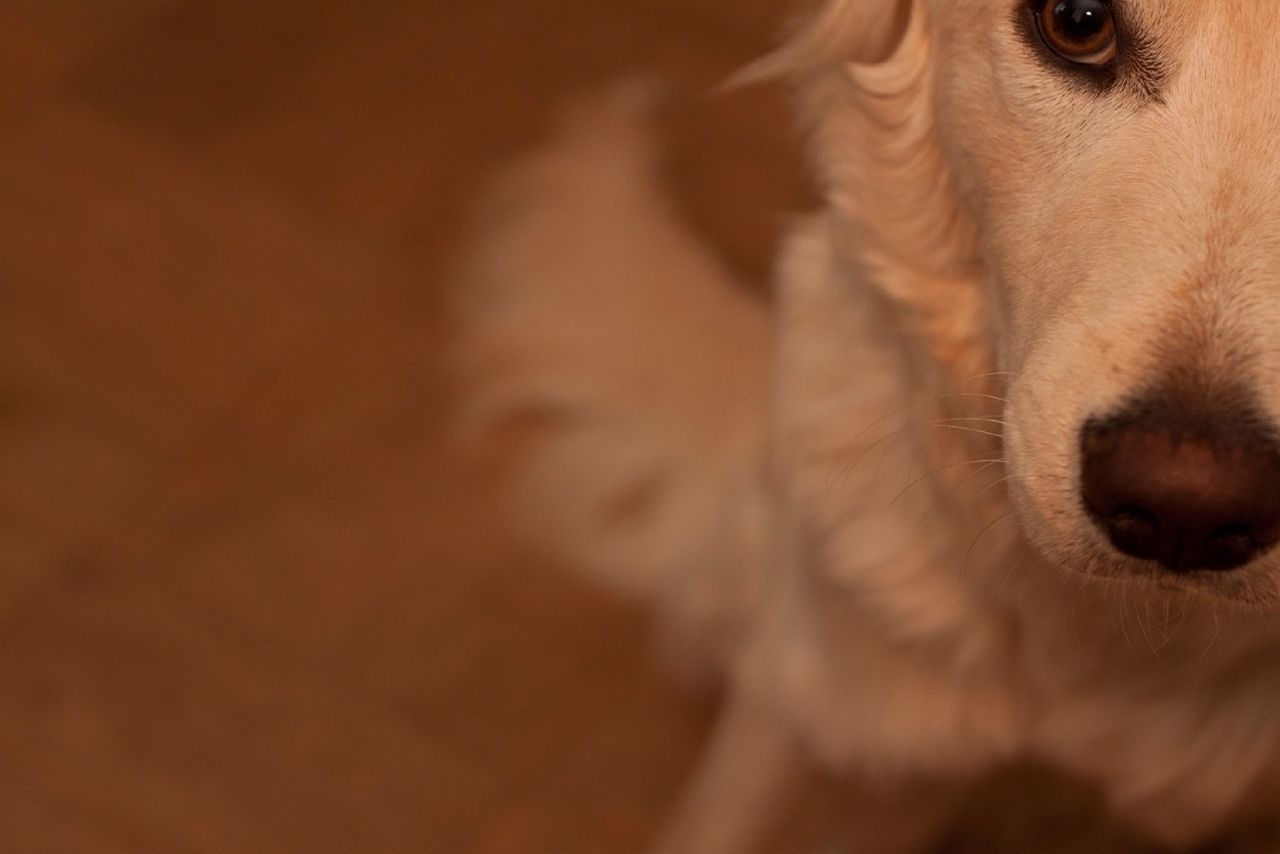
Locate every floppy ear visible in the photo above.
<box><xmin>749</xmin><ymin>0</ymin><xmax>991</xmax><ymax>385</ymax></box>
<box><xmin>734</xmin><ymin>0</ymin><xmax>912</xmax><ymax>80</ymax></box>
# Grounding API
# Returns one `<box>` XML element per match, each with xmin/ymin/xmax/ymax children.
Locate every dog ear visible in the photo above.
<box><xmin>749</xmin><ymin>0</ymin><xmax>991</xmax><ymax>383</ymax></box>
<box><xmin>733</xmin><ymin>0</ymin><xmax>914</xmax><ymax>82</ymax></box>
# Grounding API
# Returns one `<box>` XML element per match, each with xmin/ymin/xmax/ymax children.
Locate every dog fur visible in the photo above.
<box><xmin>455</xmin><ymin>1</ymin><xmax>1280</xmax><ymax>849</ymax></box>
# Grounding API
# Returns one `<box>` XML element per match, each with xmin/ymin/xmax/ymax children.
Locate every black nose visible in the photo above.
<box><xmin>1081</xmin><ymin>412</ymin><xmax>1280</xmax><ymax>572</ymax></box>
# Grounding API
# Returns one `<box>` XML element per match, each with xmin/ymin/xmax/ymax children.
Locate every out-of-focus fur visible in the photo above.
<box><xmin>456</xmin><ymin>1</ymin><xmax>1280</xmax><ymax>850</ymax></box>
<box><xmin>456</xmin><ymin>87</ymin><xmax>776</xmax><ymax>673</ymax></box>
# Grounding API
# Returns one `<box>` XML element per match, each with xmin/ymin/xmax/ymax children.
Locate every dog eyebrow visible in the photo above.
<box><xmin>1111</xmin><ymin>0</ymin><xmax>1170</xmax><ymax>101</ymax></box>
<box><xmin>1120</xmin><ymin>21</ymin><xmax>1167</xmax><ymax>102</ymax></box>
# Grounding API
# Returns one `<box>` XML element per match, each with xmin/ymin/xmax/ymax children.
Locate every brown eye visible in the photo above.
<box><xmin>1035</xmin><ymin>0</ymin><xmax>1117</xmax><ymax>66</ymax></box>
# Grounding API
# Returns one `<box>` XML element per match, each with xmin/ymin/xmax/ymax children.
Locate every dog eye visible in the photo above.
<box><xmin>1033</xmin><ymin>0</ymin><xmax>1117</xmax><ymax>67</ymax></box>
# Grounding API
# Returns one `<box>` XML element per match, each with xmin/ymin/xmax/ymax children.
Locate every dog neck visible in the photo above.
<box><xmin>767</xmin><ymin>206</ymin><xmax>1280</xmax><ymax>774</ymax></box>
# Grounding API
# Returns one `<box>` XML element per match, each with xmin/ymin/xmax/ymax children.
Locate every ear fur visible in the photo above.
<box><xmin>732</xmin><ymin>0</ymin><xmax>913</xmax><ymax>84</ymax></box>
<box><xmin>756</xmin><ymin>0</ymin><xmax>991</xmax><ymax>385</ymax></box>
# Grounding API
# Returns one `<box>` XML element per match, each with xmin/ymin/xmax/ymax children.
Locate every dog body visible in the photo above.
<box><xmin>459</xmin><ymin>1</ymin><xmax>1280</xmax><ymax>849</ymax></box>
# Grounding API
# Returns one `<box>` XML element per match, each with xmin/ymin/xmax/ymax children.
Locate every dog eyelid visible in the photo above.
<box><xmin>1015</xmin><ymin>0</ymin><xmax>1165</xmax><ymax>101</ymax></box>
<box><xmin>1031</xmin><ymin>0</ymin><xmax>1118</xmax><ymax>69</ymax></box>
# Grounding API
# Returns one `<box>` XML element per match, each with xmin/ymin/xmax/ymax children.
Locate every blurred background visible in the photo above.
<box><xmin>0</xmin><ymin>1</ymin><xmax>808</xmax><ymax>851</ymax></box>
<box><xmin>5</xmin><ymin>2</ymin><xmax>1270</xmax><ymax>852</ymax></box>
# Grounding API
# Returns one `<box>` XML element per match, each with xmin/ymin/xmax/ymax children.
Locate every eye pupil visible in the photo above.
<box><xmin>1054</xmin><ymin>1</ymin><xmax>1106</xmax><ymax>38</ymax></box>
<box><xmin>1037</xmin><ymin>0</ymin><xmax>1117</xmax><ymax>66</ymax></box>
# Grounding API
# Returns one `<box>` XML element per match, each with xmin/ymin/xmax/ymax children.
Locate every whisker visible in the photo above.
<box><xmin>821</xmin><ymin>370</ymin><xmax>1019</xmax><ymax>506</ymax></box>
<box><xmin>945</xmin><ymin>391</ymin><xmax>1010</xmax><ymax>405</ymax></box>
<box><xmin>970</xmin><ymin>473</ymin><xmax>1013</xmax><ymax>503</ymax></box>
<box><xmin>837</xmin><ymin>391</ymin><xmax>1009</xmax><ymax>459</ymax></box>
<box><xmin>912</xmin><ymin>457</ymin><xmax>1011</xmax><ymax>527</ymax></box>
<box><xmin>934</xmin><ymin>415</ymin><xmax>1009</xmax><ymax>426</ymax></box>
<box><xmin>1117</xmin><ymin>585</ymin><xmax>1134</xmax><ymax>650</ymax></box>
<box><xmin>1199</xmin><ymin>607</ymin><xmax>1222</xmax><ymax>659</ymax></box>
<box><xmin>927</xmin><ymin>423</ymin><xmax>1005</xmax><ymax>441</ymax></box>
<box><xmin>831</xmin><ymin>419</ymin><xmax>1004</xmax><ymax>494</ymax></box>
<box><xmin>1137</xmin><ymin>600</ymin><xmax>1171</xmax><ymax>670</ymax></box>
<box><xmin>962</xmin><ymin>510</ymin><xmax>1015</xmax><ymax>577</ymax></box>
<box><xmin>891</xmin><ymin>458</ymin><xmax>1005</xmax><ymax>504</ymax></box>
<box><xmin>999</xmin><ymin>542</ymin><xmax>1031</xmax><ymax>597</ymax></box>
<box><xmin>963</xmin><ymin>371</ymin><xmax>1013</xmax><ymax>382</ymax></box>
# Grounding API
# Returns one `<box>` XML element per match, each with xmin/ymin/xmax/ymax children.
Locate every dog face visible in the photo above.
<box><xmin>781</xmin><ymin>1</ymin><xmax>1280</xmax><ymax>604</ymax></box>
<box><xmin>926</xmin><ymin>1</ymin><xmax>1280</xmax><ymax>603</ymax></box>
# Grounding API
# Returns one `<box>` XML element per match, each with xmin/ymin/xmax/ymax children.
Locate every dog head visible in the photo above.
<box><xmin>764</xmin><ymin>0</ymin><xmax>1280</xmax><ymax>605</ymax></box>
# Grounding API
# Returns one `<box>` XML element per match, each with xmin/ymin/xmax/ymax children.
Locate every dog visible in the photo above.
<box><xmin>456</xmin><ymin>0</ymin><xmax>1280</xmax><ymax>850</ymax></box>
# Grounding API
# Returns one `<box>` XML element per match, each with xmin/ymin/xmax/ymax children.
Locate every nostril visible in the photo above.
<box><xmin>1203</xmin><ymin>526</ymin><xmax>1257</xmax><ymax>570</ymax></box>
<box><xmin>1080</xmin><ymin>406</ymin><xmax>1280</xmax><ymax>573</ymax></box>
<box><xmin>1103</xmin><ymin>508</ymin><xmax>1160</xmax><ymax>560</ymax></box>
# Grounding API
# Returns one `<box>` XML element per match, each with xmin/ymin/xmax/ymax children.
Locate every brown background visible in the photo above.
<box><xmin>2</xmin><ymin>1</ymin><xmax>1270</xmax><ymax>852</ymax></box>
<box><xmin>0</xmin><ymin>1</ymin><xmax>809</xmax><ymax>852</ymax></box>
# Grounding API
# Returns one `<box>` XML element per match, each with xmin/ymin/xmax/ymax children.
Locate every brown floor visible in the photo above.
<box><xmin>5</xmin><ymin>3</ymin><xmax>1275</xmax><ymax>853</ymax></box>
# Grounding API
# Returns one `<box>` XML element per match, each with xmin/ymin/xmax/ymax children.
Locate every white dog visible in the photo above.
<box><xmin>457</xmin><ymin>0</ymin><xmax>1280</xmax><ymax>850</ymax></box>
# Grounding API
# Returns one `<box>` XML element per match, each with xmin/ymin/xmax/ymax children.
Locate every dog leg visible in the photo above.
<box><xmin>651</xmin><ymin>691</ymin><xmax>801</xmax><ymax>854</ymax></box>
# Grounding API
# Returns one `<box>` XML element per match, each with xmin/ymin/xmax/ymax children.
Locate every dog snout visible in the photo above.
<box><xmin>1080</xmin><ymin>407</ymin><xmax>1280</xmax><ymax>572</ymax></box>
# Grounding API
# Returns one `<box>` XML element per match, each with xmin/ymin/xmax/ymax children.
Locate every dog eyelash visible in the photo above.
<box><xmin>1017</xmin><ymin>1</ymin><xmax>1119</xmax><ymax>90</ymax></box>
<box><xmin>1029</xmin><ymin>0</ymin><xmax>1118</xmax><ymax>68</ymax></box>
<box><xmin>1014</xmin><ymin>0</ymin><xmax>1166</xmax><ymax>101</ymax></box>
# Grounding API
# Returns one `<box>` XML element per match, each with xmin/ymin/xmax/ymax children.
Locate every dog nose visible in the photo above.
<box><xmin>1080</xmin><ymin>416</ymin><xmax>1280</xmax><ymax>571</ymax></box>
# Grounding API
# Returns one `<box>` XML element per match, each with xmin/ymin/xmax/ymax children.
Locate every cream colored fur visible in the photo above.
<box><xmin>456</xmin><ymin>1</ymin><xmax>1280</xmax><ymax>850</ymax></box>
